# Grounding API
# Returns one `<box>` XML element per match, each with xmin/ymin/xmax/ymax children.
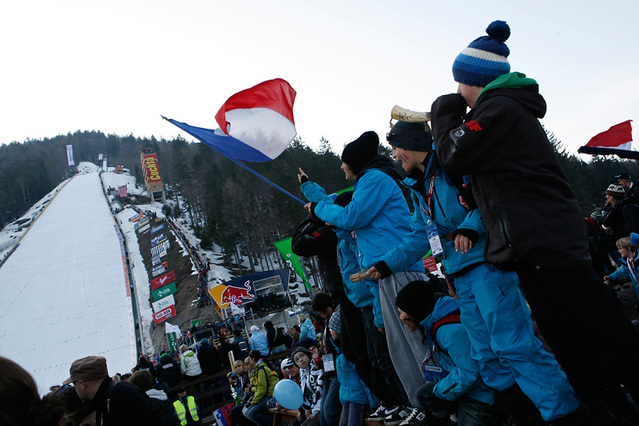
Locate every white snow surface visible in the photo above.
<box><xmin>0</xmin><ymin>163</ymin><xmax>137</xmax><ymax>395</ymax></box>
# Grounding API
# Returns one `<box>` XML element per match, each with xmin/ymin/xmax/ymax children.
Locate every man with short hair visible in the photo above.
<box><xmin>232</xmin><ymin>328</ymin><xmax>251</xmax><ymax>360</ymax></box>
<box><xmin>64</xmin><ymin>355</ymin><xmax>172</xmax><ymax>425</ymax></box>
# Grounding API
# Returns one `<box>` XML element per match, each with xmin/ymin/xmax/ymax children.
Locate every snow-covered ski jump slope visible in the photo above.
<box><xmin>0</xmin><ymin>168</ymin><xmax>136</xmax><ymax>395</ymax></box>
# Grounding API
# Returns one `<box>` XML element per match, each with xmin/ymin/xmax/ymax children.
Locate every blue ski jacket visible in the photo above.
<box><xmin>302</xmin><ymin>167</ymin><xmax>423</xmax><ymax>274</ymax></box>
<box><xmin>421</xmin><ymin>296</ymin><xmax>494</xmax><ymax>404</ymax></box>
<box><xmin>381</xmin><ymin>154</ymin><xmax>486</xmax><ymax>276</ymax></box>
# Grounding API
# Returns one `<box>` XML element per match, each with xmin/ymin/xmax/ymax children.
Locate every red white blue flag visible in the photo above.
<box><xmin>578</xmin><ymin>120</ymin><xmax>637</xmax><ymax>160</ymax></box>
<box><xmin>165</xmin><ymin>78</ymin><xmax>297</xmax><ymax>162</ymax></box>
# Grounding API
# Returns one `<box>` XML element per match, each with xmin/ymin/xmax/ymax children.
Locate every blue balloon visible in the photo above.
<box><xmin>273</xmin><ymin>379</ymin><xmax>303</xmax><ymax>409</ymax></box>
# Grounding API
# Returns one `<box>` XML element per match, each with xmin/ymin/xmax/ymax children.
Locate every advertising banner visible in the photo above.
<box><xmin>151</xmin><ymin>234</ymin><xmax>166</xmax><ymax>246</ymax></box>
<box><xmin>209</xmin><ymin>269</ymin><xmax>289</xmax><ymax>309</ymax></box>
<box><xmin>151</xmin><ymin>240</ymin><xmax>170</xmax><ymax>257</ymax></box>
<box><xmin>152</xmin><ymin>294</ymin><xmax>176</xmax><ymax>313</ymax></box>
<box><xmin>143</xmin><ymin>154</ymin><xmax>162</xmax><ymax>183</ymax></box>
<box><xmin>151</xmin><ymin>271</ymin><xmax>176</xmax><ymax>290</ymax></box>
<box><xmin>152</xmin><ymin>282</ymin><xmax>177</xmax><ymax>301</ymax></box>
<box><xmin>151</xmin><ymin>224</ymin><xmax>164</xmax><ymax>234</ymax></box>
<box><xmin>153</xmin><ymin>305</ymin><xmax>176</xmax><ymax>324</ymax></box>
<box><xmin>152</xmin><ymin>266</ymin><xmax>166</xmax><ymax>277</ymax></box>
<box><xmin>135</xmin><ymin>217</ymin><xmax>150</xmax><ymax>229</ymax></box>
<box><xmin>66</xmin><ymin>144</ymin><xmax>75</xmax><ymax>166</ymax></box>
<box><xmin>117</xmin><ymin>185</ymin><xmax>127</xmax><ymax>198</ymax></box>
<box><xmin>166</xmin><ymin>332</ymin><xmax>178</xmax><ymax>352</ymax></box>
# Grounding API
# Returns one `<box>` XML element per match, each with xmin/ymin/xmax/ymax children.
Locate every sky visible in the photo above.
<box><xmin>1</xmin><ymin>0</ymin><xmax>638</xmax><ymax>158</ymax></box>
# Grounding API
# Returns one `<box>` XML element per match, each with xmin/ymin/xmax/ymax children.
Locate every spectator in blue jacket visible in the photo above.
<box><xmin>249</xmin><ymin>326</ymin><xmax>269</xmax><ymax>356</ymax></box>
<box><xmin>396</xmin><ymin>281</ymin><xmax>494</xmax><ymax>426</ymax></box>
<box><xmin>299</xmin><ymin>315</ymin><xmax>316</xmax><ymax>341</ymax></box>
<box><xmin>299</xmin><ymin>131</ymin><xmax>426</xmax><ymax>416</ymax></box>
<box><xmin>366</xmin><ymin>121</ymin><xmax>580</xmax><ymax>423</ymax></box>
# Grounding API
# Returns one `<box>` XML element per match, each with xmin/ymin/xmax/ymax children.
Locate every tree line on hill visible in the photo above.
<box><xmin>1</xmin><ymin>130</ymin><xmax>638</xmax><ymax>270</ymax></box>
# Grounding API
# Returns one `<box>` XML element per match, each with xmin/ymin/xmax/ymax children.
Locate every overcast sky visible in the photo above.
<box><xmin>1</xmin><ymin>0</ymin><xmax>638</xmax><ymax>158</ymax></box>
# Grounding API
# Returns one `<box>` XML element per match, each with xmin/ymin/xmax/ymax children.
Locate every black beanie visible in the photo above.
<box><xmin>341</xmin><ymin>131</ymin><xmax>379</xmax><ymax>175</ymax></box>
<box><xmin>395</xmin><ymin>280</ymin><xmax>436</xmax><ymax>324</ymax></box>
<box><xmin>387</xmin><ymin>121</ymin><xmax>432</xmax><ymax>152</ymax></box>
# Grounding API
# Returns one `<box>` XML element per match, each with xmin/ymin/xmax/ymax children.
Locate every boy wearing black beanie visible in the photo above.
<box><xmin>299</xmin><ymin>131</ymin><xmax>428</xmax><ymax>417</ymax></box>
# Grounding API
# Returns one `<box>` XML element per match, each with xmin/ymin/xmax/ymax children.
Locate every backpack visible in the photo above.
<box><xmin>420</xmin><ymin>311</ymin><xmax>462</xmax><ymax>383</ymax></box>
<box><xmin>291</xmin><ymin>217</ymin><xmax>338</xmax><ymax>257</ymax></box>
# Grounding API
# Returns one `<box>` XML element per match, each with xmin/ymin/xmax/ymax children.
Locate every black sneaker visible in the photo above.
<box><xmin>398</xmin><ymin>408</ymin><xmax>426</xmax><ymax>425</ymax></box>
<box><xmin>367</xmin><ymin>404</ymin><xmax>399</xmax><ymax>422</ymax></box>
<box><xmin>384</xmin><ymin>406</ymin><xmax>412</xmax><ymax>425</ymax></box>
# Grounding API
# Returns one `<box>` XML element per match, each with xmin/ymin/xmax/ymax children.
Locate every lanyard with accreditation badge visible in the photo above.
<box><xmin>424</xmin><ymin>173</ymin><xmax>444</xmax><ymax>257</ymax></box>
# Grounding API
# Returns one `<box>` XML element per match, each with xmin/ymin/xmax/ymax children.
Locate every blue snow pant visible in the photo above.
<box><xmin>320</xmin><ymin>374</ymin><xmax>341</xmax><ymax>426</ymax></box>
<box><xmin>453</xmin><ymin>262</ymin><xmax>580</xmax><ymax>422</ymax></box>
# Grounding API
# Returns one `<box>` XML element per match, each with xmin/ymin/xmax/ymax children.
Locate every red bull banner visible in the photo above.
<box><xmin>153</xmin><ymin>305</ymin><xmax>176</xmax><ymax>324</ymax></box>
<box><xmin>151</xmin><ymin>271</ymin><xmax>176</xmax><ymax>290</ymax></box>
<box><xmin>209</xmin><ymin>269</ymin><xmax>289</xmax><ymax>309</ymax></box>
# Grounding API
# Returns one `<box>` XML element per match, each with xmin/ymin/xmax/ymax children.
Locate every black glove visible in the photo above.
<box><xmin>431</xmin><ymin>93</ymin><xmax>468</xmax><ymax>118</ymax></box>
<box><xmin>372</xmin><ymin>261</ymin><xmax>393</xmax><ymax>279</ymax></box>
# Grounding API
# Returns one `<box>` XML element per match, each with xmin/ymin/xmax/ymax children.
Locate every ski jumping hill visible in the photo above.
<box><xmin>0</xmin><ymin>164</ymin><xmax>136</xmax><ymax>395</ymax></box>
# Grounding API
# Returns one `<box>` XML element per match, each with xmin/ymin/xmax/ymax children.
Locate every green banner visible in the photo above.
<box><xmin>191</xmin><ymin>319</ymin><xmax>201</xmax><ymax>327</ymax></box>
<box><xmin>274</xmin><ymin>237</ymin><xmax>312</xmax><ymax>293</ymax></box>
<box><xmin>166</xmin><ymin>332</ymin><xmax>178</xmax><ymax>353</ymax></box>
<box><xmin>152</xmin><ymin>282</ymin><xmax>177</xmax><ymax>301</ymax></box>
<box><xmin>334</xmin><ymin>186</ymin><xmax>354</xmax><ymax>195</ymax></box>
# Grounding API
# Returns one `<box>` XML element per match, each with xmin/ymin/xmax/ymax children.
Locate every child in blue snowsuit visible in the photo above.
<box><xmin>396</xmin><ymin>280</ymin><xmax>494</xmax><ymax>426</ymax></box>
<box><xmin>366</xmin><ymin>121</ymin><xmax>580</xmax><ymax>423</ymax></box>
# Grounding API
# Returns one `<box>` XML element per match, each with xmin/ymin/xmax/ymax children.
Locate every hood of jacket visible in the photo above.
<box><xmin>357</xmin><ymin>155</ymin><xmax>402</xmax><ymax>182</ymax></box>
<box><xmin>420</xmin><ymin>296</ymin><xmax>459</xmax><ymax>345</ymax></box>
<box><xmin>478</xmin><ymin>72</ymin><xmax>547</xmax><ymax>119</ymax></box>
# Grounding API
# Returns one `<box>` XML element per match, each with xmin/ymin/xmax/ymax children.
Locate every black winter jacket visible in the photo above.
<box><xmin>432</xmin><ymin>73</ymin><xmax>591</xmax><ymax>269</ymax></box>
<box><xmin>88</xmin><ymin>378</ymin><xmax>173</xmax><ymax>425</ymax></box>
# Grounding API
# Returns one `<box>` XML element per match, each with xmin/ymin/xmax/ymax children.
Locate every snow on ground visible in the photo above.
<box><xmin>0</xmin><ymin>162</ymin><xmax>136</xmax><ymax>395</ymax></box>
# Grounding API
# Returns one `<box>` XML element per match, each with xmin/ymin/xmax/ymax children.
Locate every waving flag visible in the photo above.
<box><xmin>166</xmin><ymin>78</ymin><xmax>296</xmax><ymax>162</ymax></box>
<box><xmin>578</xmin><ymin>120</ymin><xmax>638</xmax><ymax>160</ymax></box>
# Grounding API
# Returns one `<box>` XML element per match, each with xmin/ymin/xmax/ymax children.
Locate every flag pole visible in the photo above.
<box><xmin>223</xmin><ymin>155</ymin><xmax>306</xmax><ymax>205</ymax></box>
<box><xmin>162</xmin><ymin>116</ymin><xmax>306</xmax><ymax>205</ymax></box>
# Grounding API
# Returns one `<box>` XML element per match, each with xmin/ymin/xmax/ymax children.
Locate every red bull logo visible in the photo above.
<box><xmin>221</xmin><ymin>280</ymin><xmax>255</xmax><ymax>305</ymax></box>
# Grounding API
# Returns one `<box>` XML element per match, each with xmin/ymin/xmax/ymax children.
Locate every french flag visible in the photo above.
<box><xmin>165</xmin><ymin>78</ymin><xmax>297</xmax><ymax>162</ymax></box>
<box><xmin>578</xmin><ymin>120</ymin><xmax>638</xmax><ymax>160</ymax></box>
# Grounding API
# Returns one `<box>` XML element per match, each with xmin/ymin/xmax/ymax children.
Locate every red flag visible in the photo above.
<box><xmin>578</xmin><ymin>120</ymin><xmax>638</xmax><ymax>160</ymax></box>
<box><xmin>585</xmin><ymin>120</ymin><xmax>633</xmax><ymax>149</ymax></box>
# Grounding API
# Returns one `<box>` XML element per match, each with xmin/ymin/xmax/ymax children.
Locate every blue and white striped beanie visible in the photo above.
<box><xmin>453</xmin><ymin>20</ymin><xmax>511</xmax><ymax>87</ymax></box>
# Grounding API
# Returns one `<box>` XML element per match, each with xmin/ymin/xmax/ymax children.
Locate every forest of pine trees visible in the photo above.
<box><xmin>2</xmin><ymin>129</ymin><xmax>639</xmax><ymax>270</ymax></box>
